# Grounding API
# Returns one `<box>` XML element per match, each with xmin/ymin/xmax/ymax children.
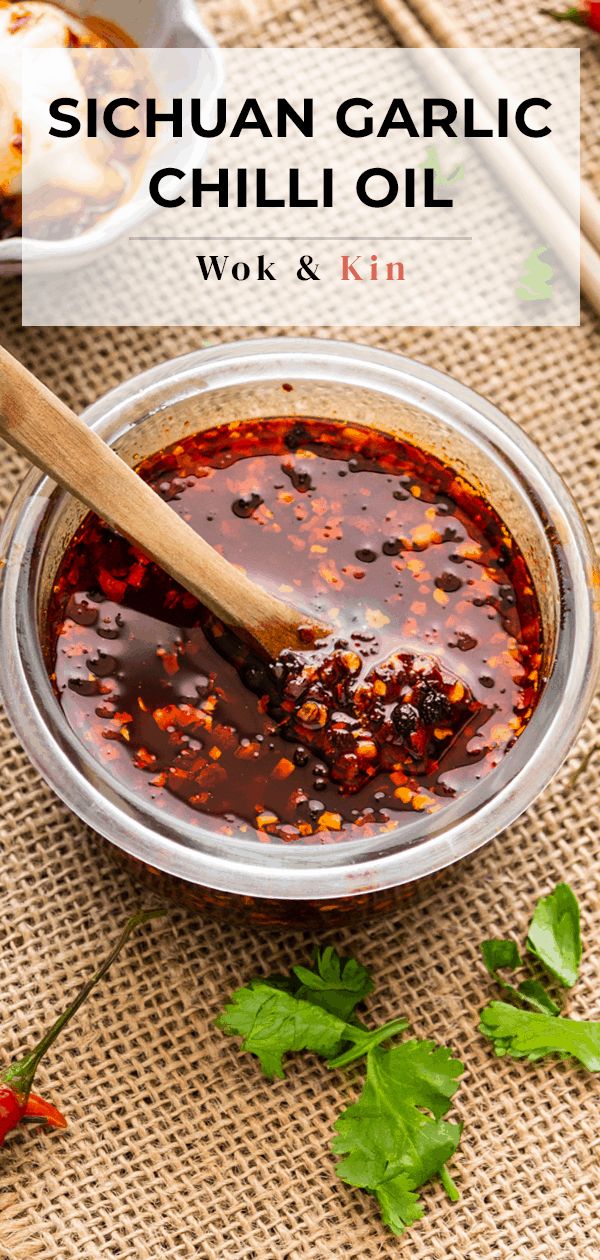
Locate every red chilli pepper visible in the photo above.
<box><xmin>23</xmin><ymin>1093</ymin><xmax>68</xmax><ymax>1129</ymax></box>
<box><xmin>0</xmin><ymin>909</ymin><xmax>164</xmax><ymax>1147</ymax></box>
<box><xmin>544</xmin><ymin>1</ymin><xmax>600</xmax><ymax>29</ymax></box>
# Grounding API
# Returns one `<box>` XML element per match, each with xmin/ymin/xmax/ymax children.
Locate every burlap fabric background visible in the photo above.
<box><xmin>0</xmin><ymin>1</ymin><xmax>599</xmax><ymax>1257</ymax></box>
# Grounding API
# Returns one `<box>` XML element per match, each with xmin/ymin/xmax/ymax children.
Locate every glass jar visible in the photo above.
<box><xmin>1</xmin><ymin>337</ymin><xmax>597</xmax><ymax>924</ymax></box>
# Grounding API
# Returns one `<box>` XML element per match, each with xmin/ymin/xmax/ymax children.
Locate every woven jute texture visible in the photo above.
<box><xmin>0</xmin><ymin>1</ymin><xmax>599</xmax><ymax>1257</ymax></box>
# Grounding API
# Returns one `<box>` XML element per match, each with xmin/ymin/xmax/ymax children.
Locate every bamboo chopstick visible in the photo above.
<box><xmin>372</xmin><ymin>0</ymin><xmax>600</xmax><ymax>318</ymax></box>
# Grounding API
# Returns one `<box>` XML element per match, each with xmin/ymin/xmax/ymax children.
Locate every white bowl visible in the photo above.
<box><xmin>0</xmin><ymin>0</ymin><xmax>220</xmax><ymax>275</ymax></box>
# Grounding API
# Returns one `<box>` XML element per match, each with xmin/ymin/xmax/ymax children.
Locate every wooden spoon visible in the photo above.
<box><xmin>0</xmin><ymin>346</ymin><xmax>328</xmax><ymax>658</ymax></box>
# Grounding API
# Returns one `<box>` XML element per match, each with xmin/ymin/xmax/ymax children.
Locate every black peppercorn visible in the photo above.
<box><xmin>420</xmin><ymin>689</ymin><xmax>451</xmax><ymax>724</ymax></box>
<box><xmin>391</xmin><ymin>703</ymin><xmax>419</xmax><ymax>736</ymax></box>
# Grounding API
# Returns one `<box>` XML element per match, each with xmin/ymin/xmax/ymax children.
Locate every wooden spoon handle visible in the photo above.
<box><xmin>0</xmin><ymin>346</ymin><xmax>323</xmax><ymax>658</ymax></box>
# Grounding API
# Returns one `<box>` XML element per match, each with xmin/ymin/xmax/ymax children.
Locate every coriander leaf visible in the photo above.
<box><xmin>526</xmin><ymin>882</ymin><xmax>581</xmax><ymax>988</ymax></box>
<box><xmin>217</xmin><ymin>983</ymin><xmax>350</xmax><ymax>1078</ymax></box>
<box><xmin>482</xmin><ymin>939</ymin><xmax>522</xmax><ymax>975</ymax></box>
<box><xmin>376</xmin><ymin>1174</ymin><xmax>424</xmax><ymax>1233</ymax></box>
<box><xmin>481</xmin><ymin>939</ymin><xmax>560</xmax><ymax>1015</ymax></box>
<box><xmin>333</xmin><ymin>1040</ymin><xmax>463</xmax><ymax>1236</ymax></box>
<box><xmin>479</xmin><ymin>1001</ymin><xmax>600</xmax><ymax>1071</ymax></box>
<box><xmin>292</xmin><ymin>947</ymin><xmax>373</xmax><ymax>1021</ymax></box>
<box><xmin>516</xmin><ymin>979</ymin><xmax>560</xmax><ymax>1016</ymax></box>
<box><xmin>217</xmin><ymin>981</ymin><xmax>407</xmax><ymax>1079</ymax></box>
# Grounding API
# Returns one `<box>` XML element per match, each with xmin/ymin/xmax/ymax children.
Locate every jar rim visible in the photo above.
<box><xmin>1</xmin><ymin>336</ymin><xmax>597</xmax><ymax>899</ymax></box>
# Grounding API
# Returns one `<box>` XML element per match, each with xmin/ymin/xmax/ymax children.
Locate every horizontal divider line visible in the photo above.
<box><xmin>130</xmin><ymin>235</ymin><xmax>474</xmax><ymax>242</ymax></box>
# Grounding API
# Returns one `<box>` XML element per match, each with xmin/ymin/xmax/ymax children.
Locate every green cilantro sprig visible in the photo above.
<box><xmin>479</xmin><ymin>881</ymin><xmax>599</xmax><ymax>1071</ymax></box>
<box><xmin>526</xmin><ymin>882</ymin><xmax>581</xmax><ymax>988</ymax></box>
<box><xmin>217</xmin><ymin>980</ymin><xmax>409</xmax><ymax>1078</ymax></box>
<box><xmin>480</xmin><ymin>1003</ymin><xmax>600</xmax><ymax>1071</ymax></box>
<box><xmin>217</xmin><ymin>946</ymin><xmax>463</xmax><ymax>1236</ymax></box>
<box><xmin>333</xmin><ymin>1039</ymin><xmax>462</xmax><ymax>1233</ymax></box>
